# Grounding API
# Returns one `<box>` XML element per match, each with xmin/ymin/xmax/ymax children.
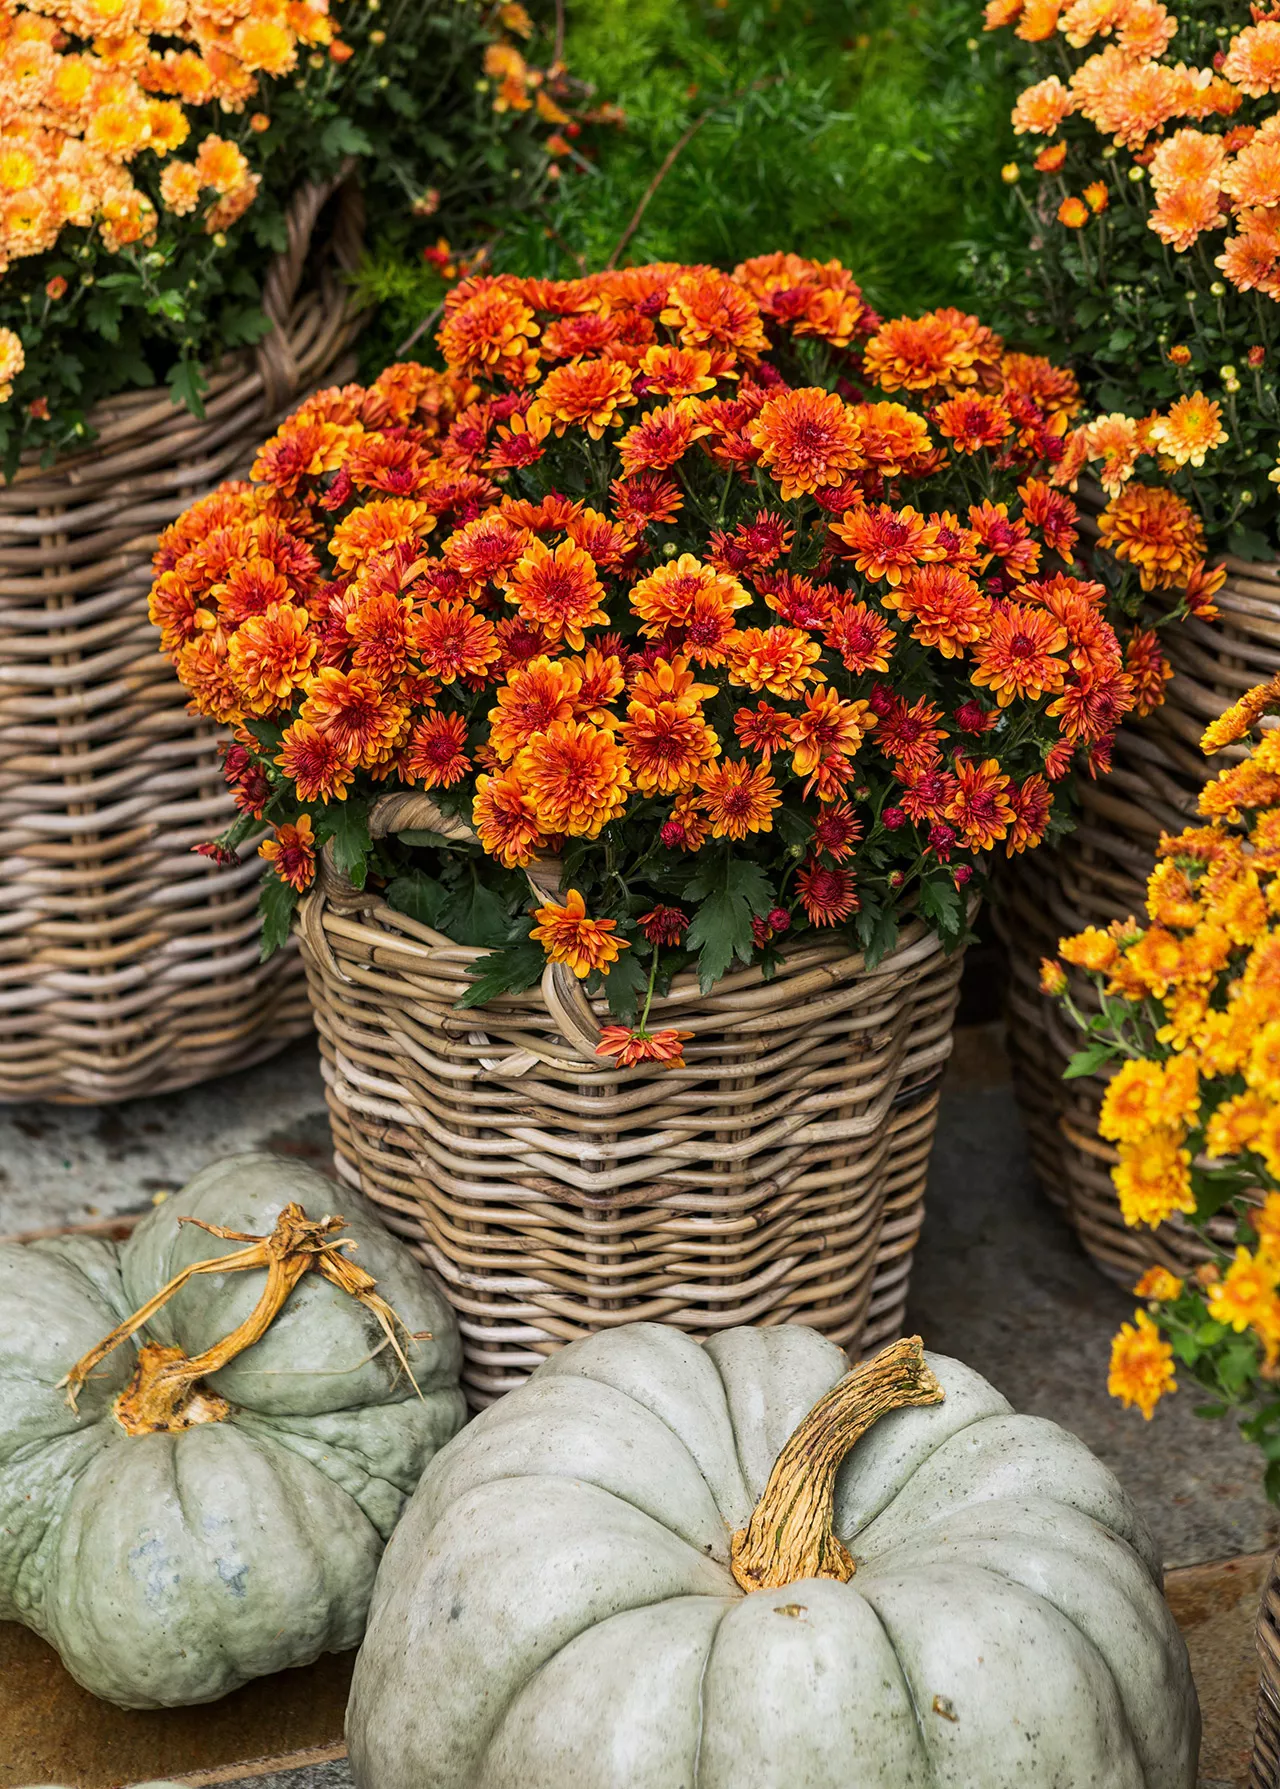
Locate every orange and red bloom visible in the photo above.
<box><xmin>150</xmin><ymin>258</ymin><xmax>1172</xmax><ymax>1036</ymax></box>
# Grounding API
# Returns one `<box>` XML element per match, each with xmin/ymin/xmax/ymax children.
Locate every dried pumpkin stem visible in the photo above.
<box><xmin>729</xmin><ymin>1335</ymin><xmax>943</xmax><ymax>1594</ymax></box>
<box><xmin>58</xmin><ymin>1202</ymin><xmax>427</xmax><ymax>1436</ymax></box>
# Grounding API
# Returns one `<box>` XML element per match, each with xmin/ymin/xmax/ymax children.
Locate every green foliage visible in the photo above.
<box><xmin>258</xmin><ymin>874</ymin><xmax>299</xmax><ymax>961</ymax></box>
<box><xmin>490</xmin><ymin>0</ymin><xmax>1024</xmax><ymax>318</ymax></box>
<box><xmin>683</xmin><ymin>854</ymin><xmax>775</xmax><ymax>994</ymax></box>
<box><xmin>456</xmin><ymin>938</ymin><xmax>547</xmax><ymax>1006</ymax></box>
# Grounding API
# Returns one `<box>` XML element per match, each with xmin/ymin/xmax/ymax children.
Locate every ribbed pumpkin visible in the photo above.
<box><xmin>348</xmin><ymin>1322</ymin><xmax>1197</xmax><ymax>1789</ymax></box>
<box><xmin>0</xmin><ymin>1153</ymin><xmax>464</xmax><ymax>1708</ymax></box>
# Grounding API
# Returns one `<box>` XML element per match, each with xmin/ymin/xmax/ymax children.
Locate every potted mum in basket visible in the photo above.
<box><xmin>147</xmin><ymin>256</ymin><xmax>1209</xmax><ymax>1395</ymax></box>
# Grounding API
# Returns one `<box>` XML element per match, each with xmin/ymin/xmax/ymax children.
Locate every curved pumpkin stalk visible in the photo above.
<box><xmin>59</xmin><ymin>1202</ymin><xmax>428</xmax><ymax>1436</ymax></box>
<box><xmin>730</xmin><ymin>1335</ymin><xmax>943</xmax><ymax>1593</ymax></box>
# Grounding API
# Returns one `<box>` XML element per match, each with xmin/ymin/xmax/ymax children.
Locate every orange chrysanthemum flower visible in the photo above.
<box><xmin>697</xmin><ymin>757</ymin><xmax>780</xmax><ymax>840</ymax></box>
<box><xmin>472</xmin><ymin>770</ymin><xmax>543</xmax><ymax>868</ymax></box>
<box><xmin>829</xmin><ymin>503</ymin><xmax>942</xmax><ymax>585</ymax></box>
<box><xmin>411</xmin><ymin>598</ymin><xmax>501</xmax><ymax>684</ymax></box>
<box><xmin>630</xmin><ymin>552</ymin><xmax>750</xmax><ymax>637</ymax></box>
<box><xmin>403</xmin><ymin>711</ymin><xmax>471</xmax><ymax>788</ymax></box>
<box><xmin>629</xmin><ymin>654</ymin><xmax>718</xmax><ymax>714</ymax></box>
<box><xmin>489</xmin><ymin>655</ymin><xmax>582</xmax><ymax>761</ymax></box>
<box><xmin>853</xmin><ymin>401</ymin><xmax>935</xmax><ymax>474</ymax></box>
<box><xmin>1222</xmin><ymin>20</ymin><xmax>1280</xmax><ymax>98</ymax></box>
<box><xmin>1011</xmin><ymin>75</ymin><xmax>1075</xmax><ymax>135</ymax></box>
<box><xmin>890</xmin><ymin>564</ymin><xmax>992</xmax><ymax>659</ymax></box>
<box><xmin>530</xmin><ymin>887</ymin><xmax>627</xmax><ymax>978</ymax></box>
<box><xmin>506</xmin><ymin>538</ymin><xmax>609</xmax><ymax>650</ymax></box>
<box><xmin>971</xmin><ymin>603</ymin><xmax>1069</xmax><ymax>706</ymax></box>
<box><xmin>619</xmin><ymin>700</ymin><xmax>720</xmax><ymax>793</ymax></box>
<box><xmin>796</xmin><ymin>860</ymin><xmax>858</xmax><ymax>925</ymax></box>
<box><xmin>259</xmin><ymin>814</ymin><xmax>316</xmax><ymax>894</ymax></box>
<box><xmin>824</xmin><ymin>601</ymin><xmax>896</xmax><ymax>674</ymax></box>
<box><xmin>617</xmin><ymin>398</ymin><xmax>711</xmax><ymax>478</ymax></box>
<box><xmin>531</xmin><ymin>357</ymin><xmax>637</xmax><ymax>439</ymax></box>
<box><xmin>660</xmin><ymin>268</ymin><xmax>768</xmax><ymax>360</ymax></box>
<box><xmin>595</xmin><ymin>1025</ymin><xmax>693</xmax><ymax>1068</ymax></box>
<box><xmin>276</xmin><ymin>717</ymin><xmax>356</xmax><ymax>804</ymax></box>
<box><xmin>299</xmin><ymin>667</ymin><xmax>408</xmax><ymax>769</ymax></box>
<box><xmin>1097</xmin><ymin>484</ymin><xmax>1207</xmax><ymax>592</ymax></box>
<box><xmin>438</xmin><ymin>281</ymin><xmax>540</xmax><ymax>385</ymax></box>
<box><xmin>514</xmin><ymin>719</ymin><xmax>630</xmax><ymax>837</ymax></box>
<box><xmin>861</xmin><ymin>307</ymin><xmax>1003</xmax><ymax>398</ymax></box>
<box><xmin>639</xmin><ymin>343</ymin><xmax>718</xmax><ymax>399</ymax></box>
<box><xmin>1083</xmin><ymin>413</ymin><xmax>1140</xmax><ymax>497</ymax></box>
<box><xmin>226</xmin><ymin>601</ymin><xmax>316</xmax><ymax>713</ymax></box>
<box><xmin>1147</xmin><ymin>393</ymin><xmax>1228</xmax><ymax>469</ymax></box>
<box><xmin>749</xmin><ymin>386</ymin><xmax>864</xmax><ymax>500</ymax></box>
<box><xmin>945</xmin><ymin>757</ymin><xmax>1015</xmax><ymax>850</ymax></box>
<box><xmin>725</xmin><ymin>625</ymin><xmax>827</xmax><ymax>700</ymax></box>
<box><xmin>442</xmin><ymin>511</ymin><xmax>532</xmax><ymax>590</ymax></box>
<box><xmin>787</xmin><ymin>688</ymin><xmax>875</xmax><ymax>780</ymax></box>
<box><xmin>935</xmin><ymin>392</ymin><xmax>1013</xmax><ymax>453</ymax></box>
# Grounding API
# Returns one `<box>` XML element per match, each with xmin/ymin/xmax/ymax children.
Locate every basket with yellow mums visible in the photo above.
<box><xmin>1045</xmin><ymin>672</ymin><xmax>1280</xmax><ymax>1487</ymax></box>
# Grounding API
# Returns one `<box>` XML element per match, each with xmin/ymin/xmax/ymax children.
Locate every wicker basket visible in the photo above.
<box><xmin>997</xmin><ymin>554</ymin><xmax>1278</xmax><ymax>1285</ymax></box>
<box><xmin>1253</xmin><ymin>1553</ymin><xmax>1280</xmax><ymax>1788</ymax></box>
<box><xmin>296</xmin><ymin>793</ymin><xmax>970</xmax><ymax>1406</ymax></box>
<box><xmin>0</xmin><ymin>171</ymin><xmax>365</xmax><ymax>1104</ymax></box>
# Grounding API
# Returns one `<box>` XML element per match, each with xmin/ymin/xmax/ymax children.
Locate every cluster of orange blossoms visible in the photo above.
<box><xmin>989</xmin><ymin>0</ymin><xmax>1280</xmax><ymax>303</ymax></box>
<box><xmin>0</xmin><ymin>0</ymin><xmax>342</xmax><ymax>273</ymax></box>
<box><xmin>1045</xmin><ymin>670</ymin><xmax>1280</xmax><ymax>1424</ymax></box>
<box><xmin>151</xmin><ymin>253</ymin><xmax>1214</xmax><ymax>1039</ymax></box>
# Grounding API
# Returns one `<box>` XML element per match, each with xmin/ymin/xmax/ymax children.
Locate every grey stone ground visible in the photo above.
<box><xmin>0</xmin><ymin>1024</ymin><xmax>1272</xmax><ymax>1788</ymax></box>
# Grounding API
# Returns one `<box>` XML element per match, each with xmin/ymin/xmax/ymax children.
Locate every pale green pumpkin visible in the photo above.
<box><xmin>348</xmin><ymin>1322</ymin><xmax>1198</xmax><ymax>1789</ymax></box>
<box><xmin>0</xmin><ymin>1153</ymin><xmax>465</xmax><ymax>1710</ymax></box>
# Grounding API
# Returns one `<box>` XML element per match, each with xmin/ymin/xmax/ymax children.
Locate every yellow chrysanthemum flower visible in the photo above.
<box><xmin>1108</xmin><ymin>1310</ymin><xmax>1176</xmax><ymax>1420</ymax></box>
<box><xmin>1112</xmin><ymin>1129</ymin><xmax>1195</xmax><ymax>1228</ymax></box>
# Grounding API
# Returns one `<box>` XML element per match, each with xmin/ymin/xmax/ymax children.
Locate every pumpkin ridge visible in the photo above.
<box><xmin>862</xmin><ymin>1501</ymin><xmax>1190</xmax><ymax>1783</ymax></box>
<box><xmin>832</xmin><ymin>1587</ymin><xmax>935</xmax><ymax>1781</ymax></box>
<box><xmin>689</xmin><ymin>1597</ymin><xmax>741</xmax><ymax>1789</ymax></box>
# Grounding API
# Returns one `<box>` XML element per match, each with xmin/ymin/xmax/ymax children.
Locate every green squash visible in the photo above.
<box><xmin>0</xmin><ymin>1152</ymin><xmax>464</xmax><ymax>1710</ymax></box>
<box><xmin>348</xmin><ymin>1322</ymin><xmax>1198</xmax><ymax>1789</ymax></box>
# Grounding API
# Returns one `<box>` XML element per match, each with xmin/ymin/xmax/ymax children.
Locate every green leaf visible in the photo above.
<box><xmin>396</xmin><ymin>827</ymin><xmax>461</xmax><ymax>849</ymax></box>
<box><xmin>167</xmin><ymin>357</ymin><xmax>207</xmax><ymax>420</ymax></box>
<box><xmin>440</xmin><ymin>875</ymin><xmax>511</xmax><ymax>948</ymax></box>
<box><xmin>456</xmin><ymin>940</ymin><xmax>545</xmax><ymax>1009</ymax></box>
<box><xmin>258</xmin><ymin>874</ymin><xmax>298</xmax><ymax>961</ymax></box>
<box><xmin>917</xmin><ymin>873</ymin><xmax>964</xmax><ymax>941</ymax></box>
<box><xmin>320</xmin><ymin>116</ymin><xmax>375</xmax><ymax>157</ymax></box>
<box><xmin>601</xmin><ymin>949</ymin><xmax>649</xmax><ymax>1023</ymax></box>
<box><xmin>856</xmin><ymin>900</ymin><xmax>899</xmax><ymax>970</ymax></box>
<box><xmin>386</xmin><ymin>872</ymin><xmax>449</xmax><ymax>930</ymax></box>
<box><xmin>1192</xmin><ymin>1163</ymin><xmax>1256</xmax><ymax>1224</ymax></box>
<box><xmin>1063</xmin><ymin>1040</ymin><xmax>1117</xmax><ymax>1080</ymax></box>
<box><xmin>681</xmin><ymin>856</ymin><xmax>776</xmax><ymax>994</ymax></box>
<box><xmin>316</xmin><ymin>800</ymin><xmax>372</xmax><ymax>890</ymax></box>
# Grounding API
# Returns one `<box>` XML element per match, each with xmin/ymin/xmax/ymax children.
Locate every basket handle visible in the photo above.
<box><xmin>361</xmin><ymin>791</ymin><xmax>606</xmax><ymax>1063</ymax></box>
<box><xmin>255</xmin><ymin>156</ymin><xmax>363</xmax><ymax>416</ymax></box>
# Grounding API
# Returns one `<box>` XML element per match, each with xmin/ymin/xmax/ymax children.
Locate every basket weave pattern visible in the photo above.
<box><xmin>1253</xmin><ymin>1553</ymin><xmax>1280</xmax><ymax>1789</ymax></box>
<box><xmin>998</xmin><ymin>556</ymin><xmax>1276</xmax><ymax>1284</ymax></box>
<box><xmin>0</xmin><ymin>174</ymin><xmax>364</xmax><ymax>1103</ymax></box>
<box><xmin>298</xmin><ymin>855</ymin><xmax>966</xmax><ymax>1407</ymax></box>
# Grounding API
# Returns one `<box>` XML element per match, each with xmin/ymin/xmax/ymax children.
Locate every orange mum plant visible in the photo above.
<box><xmin>986</xmin><ymin>0</ymin><xmax>1280</xmax><ymax>552</ymax></box>
<box><xmin>150</xmin><ymin>255</ymin><xmax>1213</xmax><ymax>1065</ymax></box>
<box><xmin>1045</xmin><ymin>671</ymin><xmax>1280</xmax><ymax>1486</ymax></box>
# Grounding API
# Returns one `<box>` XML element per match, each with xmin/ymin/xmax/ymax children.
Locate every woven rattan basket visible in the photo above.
<box><xmin>0</xmin><ymin>171</ymin><xmax>365</xmax><ymax>1104</ymax></box>
<box><xmin>296</xmin><ymin>793</ymin><xmax>970</xmax><ymax>1406</ymax></box>
<box><xmin>997</xmin><ymin>554</ymin><xmax>1277</xmax><ymax>1285</ymax></box>
<box><xmin>1254</xmin><ymin>1553</ymin><xmax>1280</xmax><ymax>1788</ymax></box>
